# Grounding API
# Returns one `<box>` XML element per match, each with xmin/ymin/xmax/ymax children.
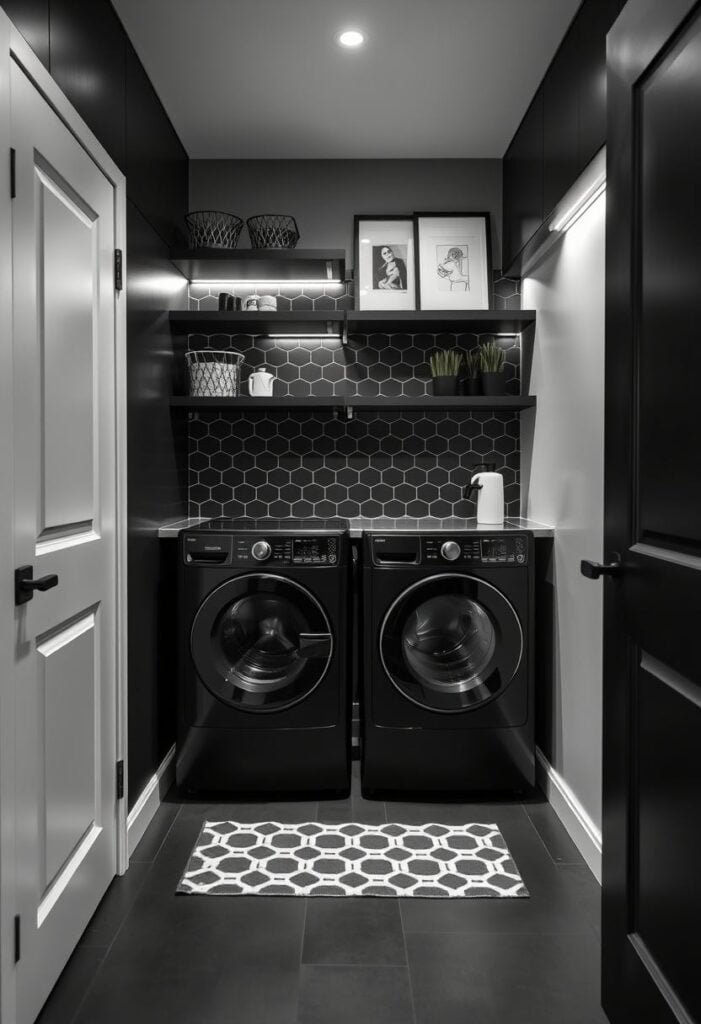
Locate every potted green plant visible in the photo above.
<box><xmin>429</xmin><ymin>349</ymin><xmax>463</xmax><ymax>396</ymax></box>
<box><xmin>458</xmin><ymin>349</ymin><xmax>482</xmax><ymax>396</ymax></box>
<box><xmin>479</xmin><ymin>340</ymin><xmax>506</xmax><ymax>395</ymax></box>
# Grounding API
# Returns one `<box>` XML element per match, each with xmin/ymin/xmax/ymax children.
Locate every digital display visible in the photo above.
<box><xmin>293</xmin><ymin>539</ymin><xmax>322</xmax><ymax>558</ymax></box>
<box><xmin>481</xmin><ymin>539</ymin><xmax>509</xmax><ymax>560</ymax></box>
<box><xmin>291</xmin><ymin>537</ymin><xmax>338</xmax><ymax>564</ymax></box>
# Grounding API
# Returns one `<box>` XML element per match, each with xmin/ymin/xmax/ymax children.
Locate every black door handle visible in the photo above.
<box><xmin>580</xmin><ymin>559</ymin><xmax>622</xmax><ymax>580</ymax></box>
<box><xmin>15</xmin><ymin>565</ymin><xmax>59</xmax><ymax>606</ymax></box>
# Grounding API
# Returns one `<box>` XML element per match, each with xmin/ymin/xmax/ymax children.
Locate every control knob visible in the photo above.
<box><xmin>251</xmin><ymin>540</ymin><xmax>272</xmax><ymax>562</ymax></box>
<box><xmin>441</xmin><ymin>540</ymin><xmax>461</xmax><ymax>562</ymax></box>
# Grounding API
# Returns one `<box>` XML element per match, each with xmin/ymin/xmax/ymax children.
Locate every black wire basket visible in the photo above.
<box><xmin>185</xmin><ymin>210</ymin><xmax>244</xmax><ymax>249</ymax></box>
<box><xmin>185</xmin><ymin>351</ymin><xmax>244</xmax><ymax>397</ymax></box>
<box><xmin>246</xmin><ymin>214</ymin><xmax>300</xmax><ymax>249</ymax></box>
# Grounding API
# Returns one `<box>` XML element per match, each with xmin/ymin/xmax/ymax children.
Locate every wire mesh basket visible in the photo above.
<box><xmin>246</xmin><ymin>214</ymin><xmax>300</xmax><ymax>249</ymax></box>
<box><xmin>186</xmin><ymin>351</ymin><xmax>244</xmax><ymax>397</ymax></box>
<box><xmin>185</xmin><ymin>210</ymin><xmax>244</xmax><ymax>249</ymax></box>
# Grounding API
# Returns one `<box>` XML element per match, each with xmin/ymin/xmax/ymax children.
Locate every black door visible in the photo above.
<box><xmin>597</xmin><ymin>3</ymin><xmax>701</xmax><ymax>1021</ymax></box>
<box><xmin>380</xmin><ymin>575</ymin><xmax>523</xmax><ymax>712</ymax></box>
<box><xmin>191</xmin><ymin>574</ymin><xmax>333</xmax><ymax>712</ymax></box>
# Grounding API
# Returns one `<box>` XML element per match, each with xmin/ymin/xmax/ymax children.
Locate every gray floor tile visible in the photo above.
<box><xmin>384</xmin><ymin>797</ymin><xmax>528</xmax><ymax>828</ymax></box>
<box><xmin>76</xmin><ymin>958</ymin><xmax>298</xmax><ymax>1024</ymax></box>
<box><xmin>176</xmin><ymin>797</ymin><xmax>320</xmax><ymax>825</ymax></box>
<box><xmin>523</xmin><ymin>799</ymin><xmax>586</xmax><ymax>865</ymax></box>
<box><xmin>40</xmin><ymin>792</ymin><xmax>604</xmax><ymax>1024</ymax></box>
<box><xmin>75</xmin><ymin>887</ymin><xmax>305</xmax><ymax>1024</ymax></box>
<box><xmin>36</xmin><ymin>946</ymin><xmax>104</xmax><ymax>1024</ymax></box>
<box><xmin>303</xmin><ymin>897</ymin><xmax>406</xmax><ymax>965</ymax></box>
<box><xmin>350</xmin><ymin>760</ymin><xmax>362</xmax><ymax>797</ymax></box>
<box><xmin>79</xmin><ymin>860</ymin><xmax>151</xmax><ymax>948</ymax></box>
<box><xmin>317</xmin><ymin>795</ymin><xmax>387</xmax><ymax>825</ymax></box>
<box><xmin>298</xmin><ymin>965</ymin><xmax>415</xmax><ymax>1024</ymax></box>
<box><xmin>407</xmin><ymin>931</ymin><xmax>607</xmax><ymax>1024</ymax></box>
<box><xmin>558</xmin><ymin>863</ymin><xmax>601</xmax><ymax>940</ymax></box>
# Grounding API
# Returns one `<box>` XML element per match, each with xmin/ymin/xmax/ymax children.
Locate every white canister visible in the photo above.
<box><xmin>248</xmin><ymin>367</ymin><xmax>275</xmax><ymax>397</ymax></box>
<box><xmin>242</xmin><ymin>294</ymin><xmax>260</xmax><ymax>311</ymax></box>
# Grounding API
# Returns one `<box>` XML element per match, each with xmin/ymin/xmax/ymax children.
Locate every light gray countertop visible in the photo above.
<box><xmin>157</xmin><ymin>516</ymin><xmax>553</xmax><ymax>539</ymax></box>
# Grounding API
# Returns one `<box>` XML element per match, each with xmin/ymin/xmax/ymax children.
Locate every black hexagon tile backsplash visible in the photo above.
<box><xmin>189</xmin><ymin>411</ymin><xmax>520</xmax><ymax>521</ymax></box>
<box><xmin>186</xmin><ymin>277</ymin><xmax>523</xmax><ymax>521</ymax></box>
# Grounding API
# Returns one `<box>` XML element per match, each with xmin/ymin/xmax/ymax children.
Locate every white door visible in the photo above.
<box><xmin>11</xmin><ymin>61</ymin><xmax>119</xmax><ymax>1024</ymax></box>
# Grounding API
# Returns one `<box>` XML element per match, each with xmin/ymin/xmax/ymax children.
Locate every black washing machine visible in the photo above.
<box><xmin>177</xmin><ymin>519</ymin><xmax>351</xmax><ymax>795</ymax></box>
<box><xmin>361</xmin><ymin>531</ymin><xmax>535</xmax><ymax>795</ymax></box>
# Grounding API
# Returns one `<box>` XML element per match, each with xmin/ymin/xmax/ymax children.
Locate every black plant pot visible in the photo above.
<box><xmin>480</xmin><ymin>371</ymin><xmax>506</xmax><ymax>396</ymax></box>
<box><xmin>432</xmin><ymin>375</ymin><xmax>458</xmax><ymax>396</ymax></box>
<box><xmin>457</xmin><ymin>375</ymin><xmax>482</xmax><ymax>396</ymax></box>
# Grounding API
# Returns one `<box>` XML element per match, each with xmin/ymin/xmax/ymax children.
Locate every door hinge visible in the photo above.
<box><xmin>116</xmin><ymin>759</ymin><xmax>124</xmax><ymax>800</ymax></box>
<box><xmin>13</xmin><ymin>915</ymin><xmax>20</xmax><ymax>964</ymax></box>
<box><xmin>10</xmin><ymin>148</ymin><xmax>16</xmax><ymax>199</ymax></box>
<box><xmin>114</xmin><ymin>248</ymin><xmax>123</xmax><ymax>291</ymax></box>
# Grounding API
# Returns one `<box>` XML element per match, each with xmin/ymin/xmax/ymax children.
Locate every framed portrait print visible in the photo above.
<box><xmin>415</xmin><ymin>213</ymin><xmax>492</xmax><ymax>310</ymax></box>
<box><xmin>354</xmin><ymin>216</ymin><xmax>416</xmax><ymax>311</ymax></box>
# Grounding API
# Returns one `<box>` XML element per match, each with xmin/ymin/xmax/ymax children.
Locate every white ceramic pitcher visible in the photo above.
<box><xmin>467</xmin><ymin>462</ymin><xmax>504</xmax><ymax>524</ymax></box>
<box><xmin>248</xmin><ymin>367</ymin><xmax>275</xmax><ymax>397</ymax></box>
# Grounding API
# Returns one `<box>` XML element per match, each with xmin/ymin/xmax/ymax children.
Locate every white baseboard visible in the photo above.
<box><xmin>535</xmin><ymin>746</ymin><xmax>602</xmax><ymax>883</ymax></box>
<box><xmin>126</xmin><ymin>744</ymin><xmax>176</xmax><ymax>859</ymax></box>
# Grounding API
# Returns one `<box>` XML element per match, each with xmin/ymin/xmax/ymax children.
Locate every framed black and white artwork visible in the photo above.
<box><xmin>414</xmin><ymin>213</ymin><xmax>492</xmax><ymax>310</ymax></box>
<box><xmin>354</xmin><ymin>215</ymin><xmax>416</xmax><ymax>311</ymax></box>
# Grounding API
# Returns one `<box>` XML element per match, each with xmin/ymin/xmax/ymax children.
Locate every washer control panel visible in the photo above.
<box><xmin>371</xmin><ymin>533</ymin><xmax>528</xmax><ymax>567</ymax></box>
<box><xmin>183</xmin><ymin>533</ymin><xmax>341</xmax><ymax>567</ymax></box>
<box><xmin>424</xmin><ymin>535</ymin><xmax>528</xmax><ymax>565</ymax></box>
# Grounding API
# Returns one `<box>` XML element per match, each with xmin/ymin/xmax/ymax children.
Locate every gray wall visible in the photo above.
<box><xmin>190</xmin><ymin>159</ymin><xmax>503</xmax><ymax>269</ymax></box>
<box><xmin>521</xmin><ymin>187</ymin><xmax>606</xmax><ymax>878</ymax></box>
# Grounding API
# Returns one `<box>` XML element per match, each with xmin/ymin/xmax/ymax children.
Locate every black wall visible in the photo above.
<box><xmin>1</xmin><ymin>0</ymin><xmax>189</xmax><ymax>807</ymax></box>
<box><xmin>126</xmin><ymin>202</ymin><xmax>187</xmax><ymax>804</ymax></box>
<box><xmin>502</xmin><ymin>0</ymin><xmax>625</xmax><ymax>273</ymax></box>
<box><xmin>1</xmin><ymin>0</ymin><xmax>188</xmax><ymax>245</ymax></box>
<box><xmin>190</xmin><ymin>159</ymin><xmax>504</xmax><ymax>269</ymax></box>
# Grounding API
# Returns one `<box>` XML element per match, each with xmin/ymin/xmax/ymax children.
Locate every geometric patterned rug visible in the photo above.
<box><xmin>177</xmin><ymin>821</ymin><xmax>529</xmax><ymax>898</ymax></box>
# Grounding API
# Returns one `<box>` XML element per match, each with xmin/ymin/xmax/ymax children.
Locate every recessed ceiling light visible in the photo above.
<box><xmin>337</xmin><ymin>29</ymin><xmax>365</xmax><ymax>48</ymax></box>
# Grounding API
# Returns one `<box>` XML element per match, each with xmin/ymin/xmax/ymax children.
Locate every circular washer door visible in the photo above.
<box><xmin>380</xmin><ymin>573</ymin><xmax>523</xmax><ymax>713</ymax></box>
<box><xmin>191</xmin><ymin>573</ymin><xmax>334</xmax><ymax>712</ymax></box>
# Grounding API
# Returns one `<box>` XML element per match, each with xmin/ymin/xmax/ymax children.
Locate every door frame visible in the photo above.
<box><xmin>0</xmin><ymin>12</ymin><xmax>128</xmax><ymax>1021</ymax></box>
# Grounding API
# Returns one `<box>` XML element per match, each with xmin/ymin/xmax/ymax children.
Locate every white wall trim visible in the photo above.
<box><xmin>126</xmin><ymin>745</ymin><xmax>176</xmax><ymax>858</ymax></box>
<box><xmin>536</xmin><ymin>747</ymin><xmax>602</xmax><ymax>883</ymax></box>
<box><xmin>0</xmin><ymin>13</ymin><xmax>18</xmax><ymax>1023</ymax></box>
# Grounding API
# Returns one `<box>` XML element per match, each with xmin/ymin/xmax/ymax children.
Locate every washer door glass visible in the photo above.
<box><xmin>191</xmin><ymin>574</ymin><xmax>333</xmax><ymax>711</ymax></box>
<box><xmin>380</xmin><ymin>574</ymin><xmax>523</xmax><ymax>712</ymax></box>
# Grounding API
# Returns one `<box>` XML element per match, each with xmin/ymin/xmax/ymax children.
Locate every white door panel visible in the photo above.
<box><xmin>10</xmin><ymin>59</ymin><xmax>118</xmax><ymax>1024</ymax></box>
<box><xmin>39</xmin><ymin>163</ymin><xmax>98</xmax><ymax>535</ymax></box>
<box><xmin>39</xmin><ymin>610</ymin><xmax>99</xmax><ymax>889</ymax></box>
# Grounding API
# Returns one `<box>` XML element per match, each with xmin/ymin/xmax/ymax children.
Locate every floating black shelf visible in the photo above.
<box><xmin>171</xmin><ymin>395</ymin><xmax>535</xmax><ymax>413</ymax></box>
<box><xmin>171</xmin><ymin>396</ymin><xmax>341</xmax><ymax>410</ymax></box>
<box><xmin>169</xmin><ymin>310</ymin><xmax>345</xmax><ymax>336</ymax></box>
<box><xmin>170</xmin><ymin>308</ymin><xmax>536</xmax><ymax>337</ymax></box>
<box><xmin>169</xmin><ymin>247</ymin><xmax>346</xmax><ymax>283</ymax></box>
<box><xmin>340</xmin><ymin>396</ymin><xmax>535</xmax><ymax>411</ymax></box>
<box><xmin>346</xmin><ymin>310</ymin><xmax>536</xmax><ymax>334</ymax></box>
